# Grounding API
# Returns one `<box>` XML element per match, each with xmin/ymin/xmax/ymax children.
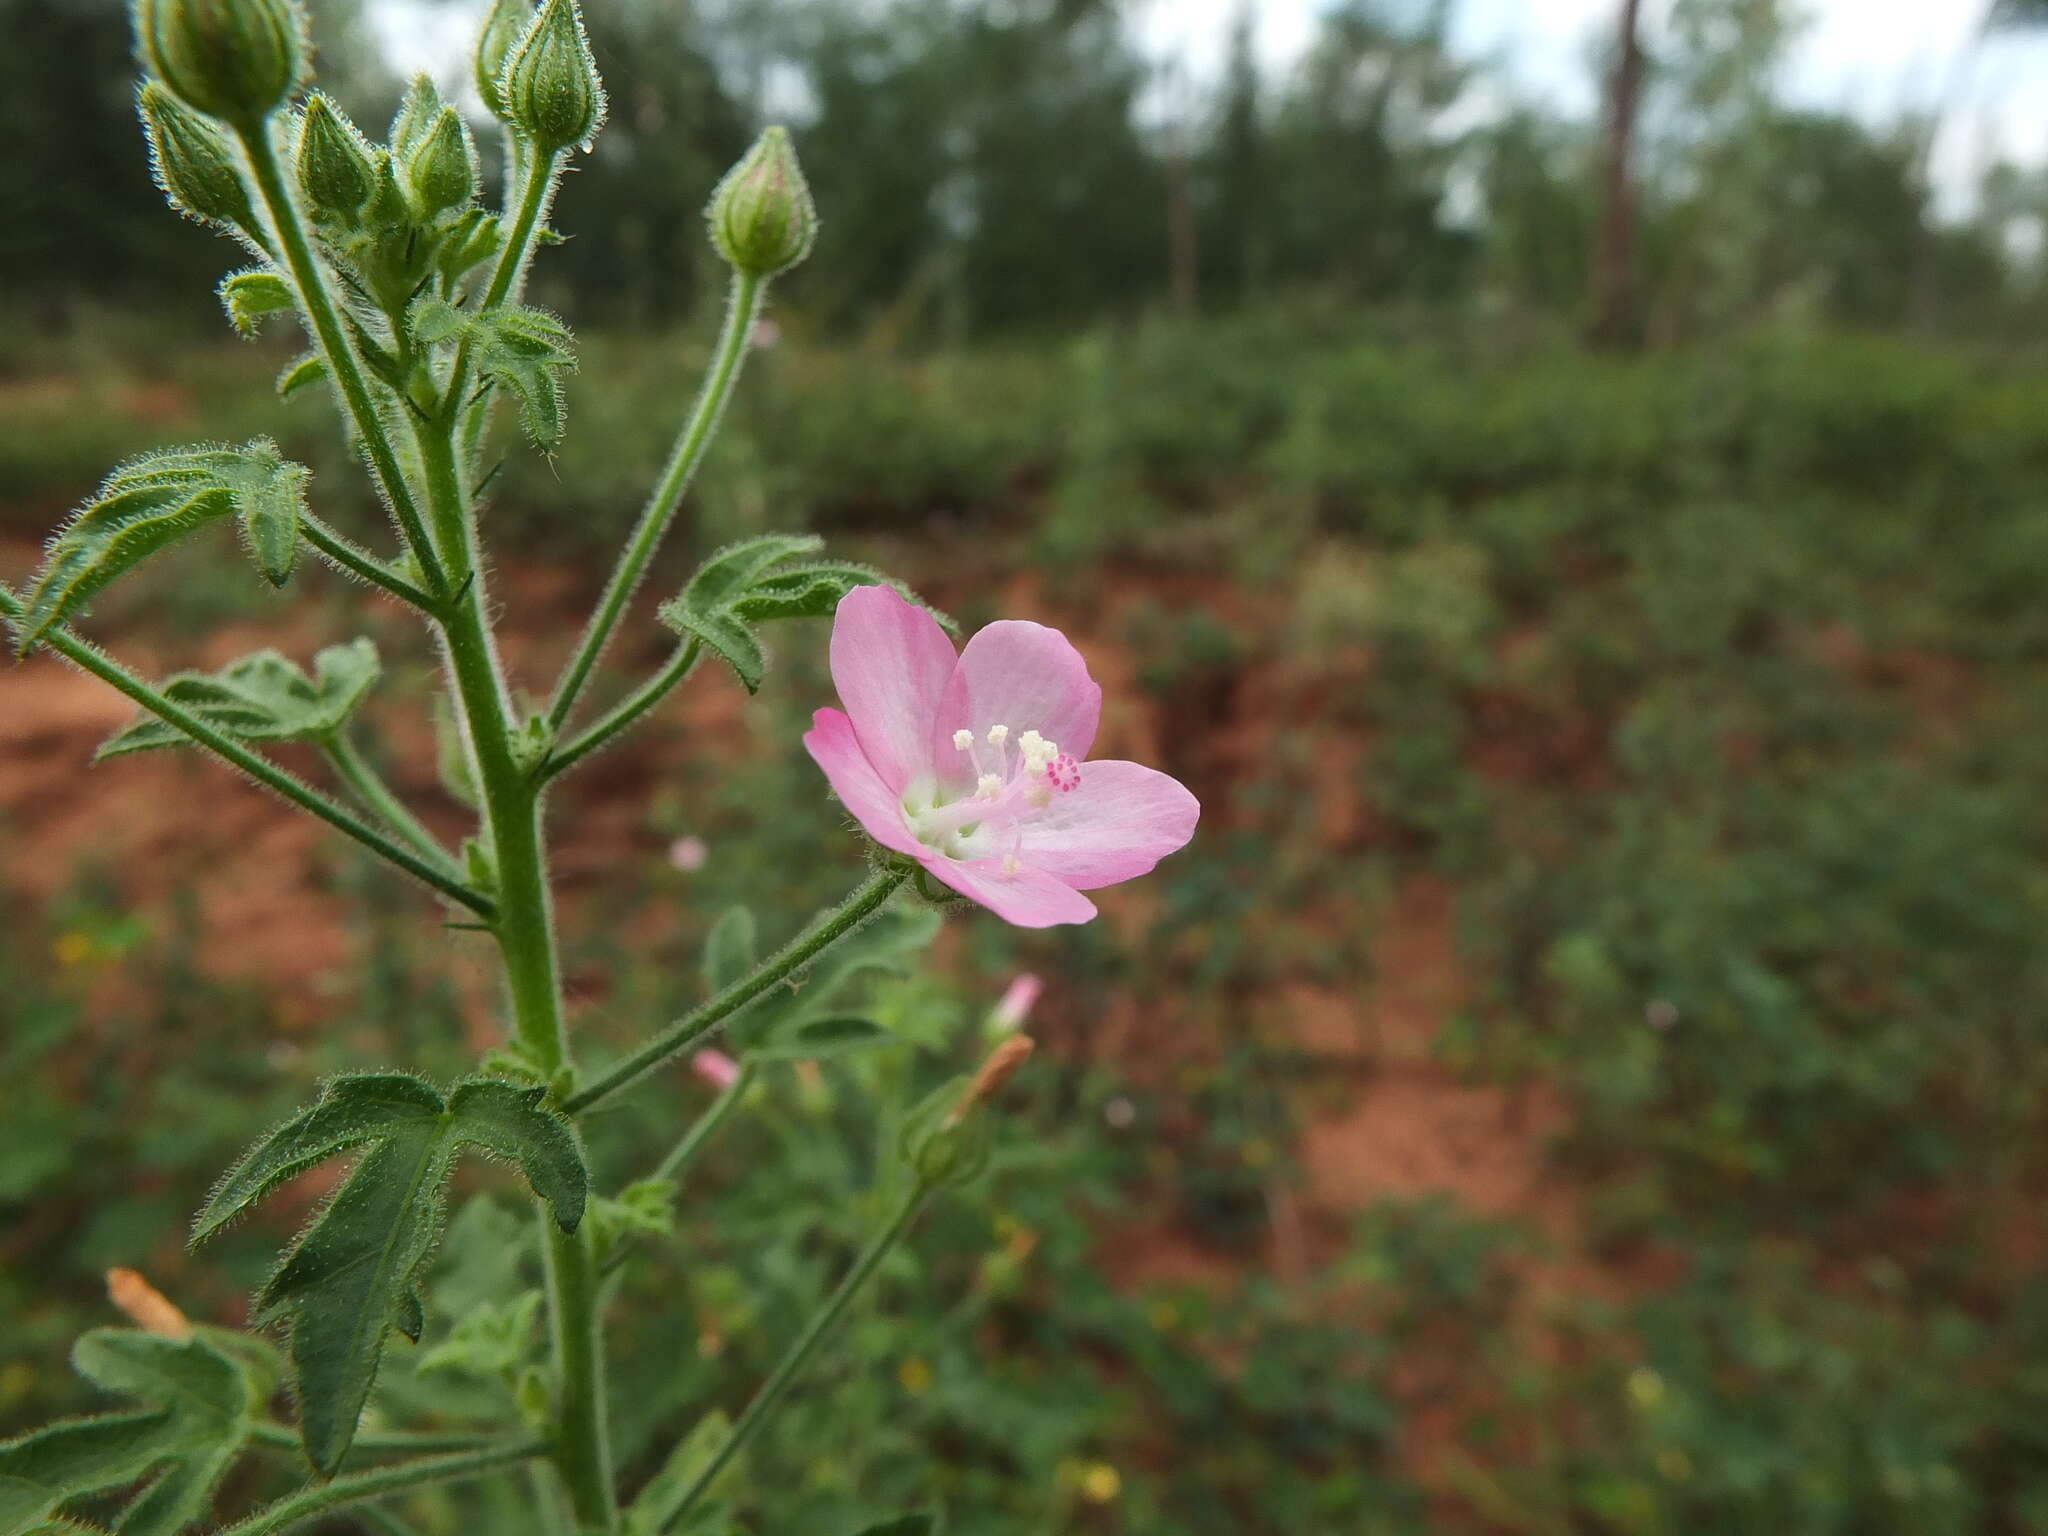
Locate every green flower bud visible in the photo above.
<box><xmin>138</xmin><ymin>80</ymin><xmax>260</xmax><ymax>234</ymax></box>
<box><xmin>135</xmin><ymin>0</ymin><xmax>306</xmax><ymax>126</ymax></box>
<box><xmin>294</xmin><ymin>93</ymin><xmax>374</xmax><ymax>225</ymax></box>
<box><xmin>475</xmin><ymin>0</ymin><xmax>536</xmax><ymax>121</ymax></box>
<box><xmin>405</xmin><ymin>107</ymin><xmax>477</xmax><ymax>219</ymax></box>
<box><xmin>388</xmin><ymin>74</ymin><xmax>445</xmax><ymax>160</ymax></box>
<box><xmin>706</xmin><ymin>126</ymin><xmax>816</xmax><ymax>279</ymax></box>
<box><xmin>501</xmin><ymin>0</ymin><xmax>604</xmax><ymax>154</ymax></box>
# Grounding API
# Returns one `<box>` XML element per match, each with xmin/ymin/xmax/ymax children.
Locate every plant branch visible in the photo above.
<box><xmin>322</xmin><ymin>731</ymin><xmax>458</xmax><ymax>872</ymax></box>
<box><xmin>541</xmin><ymin>639</ymin><xmax>701</xmax><ymax>783</ymax></box>
<box><xmin>250</xmin><ymin>1422</ymin><xmax>507</xmax><ymax>1458</ymax></box>
<box><xmin>236</xmin><ymin>122</ymin><xmax>449</xmax><ymax>596</ymax></box>
<box><xmin>564</xmin><ymin>866</ymin><xmax>910</xmax><ymax>1116</ymax></box>
<box><xmin>299</xmin><ymin>512</ymin><xmax>442</xmax><ymax>612</ymax></box>
<box><xmin>546</xmin><ymin>271</ymin><xmax>764</xmax><ymax>731</ymax></box>
<box><xmin>659</xmin><ymin>1183</ymin><xmax>930</xmax><ymax>1531</ymax></box>
<box><xmin>217</xmin><ymin>1439</ymin><xmax>545</xmax><ymax>1536</ymax></box>
<box><xmin>0</xmin><ymin>583</ymin><xmax>493</xmax><ymax>918</ymax></box>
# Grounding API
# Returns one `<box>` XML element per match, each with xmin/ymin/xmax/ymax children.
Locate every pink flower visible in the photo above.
<box><xmin>691</xmin><ymin>1048</ymin><xmax>742</xmax><ymax>1091</ymax></box>
<box><xmin>668</xmin><ymin>835</ymin><xmax>709</xmax><ymax>872</ymax></box>
<box><xmin>988</xmin><ymin>973</ymin><xmax>1044</xmax><ymax>1033</ymax></box>
<box><xmin>803</xmin><ymin>586</ymin><xmax>1199</xmax><ymax>927</ymax></box>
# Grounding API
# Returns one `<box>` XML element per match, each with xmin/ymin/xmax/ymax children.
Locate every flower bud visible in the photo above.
<box><xmin>139</xmin><ymin>80</ymin><xmax>260</xmax><ymax>234</ymax></box>
<box><xmin>294</xmin><ymin>93</ymin><xmax>374</xmax><ymax>225</ymax></box>
<box><xmin>475</xmin><ymin>0</ymin><xmax>535</xmax><ymax>121</ymax></box>
<box><xmin>135</xmin><ymin>0</ymin><xmax>306</xmax><ymax>126</ymax></box>
<box><xmin>387</xmin><ymin>74</ymin><xmax>445</xmax><ymax>160</ymax></box>
<box><xmin>706</xmin><ymin>126</ymin><xmax>816</xmax><ymax>279</ymax></box>
<box><xmin>501</xmin><ymin>0</ymin><xmax>604</xmax><ymax>154</ymax></box>
<box><xmin>405</xmin><ymin>107</ymin><xmax>477</xmax><ymax>219</ymax></box>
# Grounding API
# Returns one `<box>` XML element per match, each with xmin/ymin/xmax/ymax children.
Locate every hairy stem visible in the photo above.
<box><xmin>322</xmin><ymin>731</ymin><xmax>456</xmax><ymax>871</ymax></box>
<box><xmin>547</xmin><ymin>272</ymin><xmax>764</xmax><ymax>730</ymax></box>
<box><xmin>217</xmin><ymin>1439</ymin><xmax>546</xmax><ymax>1536</ymax></box>
<box><xmin>564</xmin><ymin>867</ymin><xmax>910</xmax><ymax>1116</ymax></box>
<box><xmin>299</xmin><ymin>512</ymin><xmax>441</xmax><ymax>611</ymax></box>
<box><xmin>250</xmin><ymin>1422</ymin><xmax>506</xmax><ymax>1457</ymax></box>
<box><xmin>0</xmin><ymin>583</ymin><xmax>492</xmax><ymax>917</ymax></box>
<box><xmin>542</xmin><ymin>639</ymin><xmax>701</xmax><ymax>782</ymax></box>
<box><xmin>236</xmin><ymin>123</ymin><xmax>449</xmax><ymax>596</ymax></box>
<box><xmin>661</xmin><ymin>1183</ymin><xmax>930</xmax><ymax>1531</ymax></box>
<box><xmin>412</xmin><ymin>423</ymin><xmax>616</xmax><ymax>1532</ymax></box>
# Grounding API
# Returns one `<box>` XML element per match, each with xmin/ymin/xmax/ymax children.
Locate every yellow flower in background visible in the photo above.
<box><xmin>1655</xmin><ymin>1448</ymin><xmax>1694</xmax><ymax>1484</ymax></box>
<box><xmin>1080</xmin><ymin>1462</ymin><xmax>1122</xmax><ymax>1503</ymax></box>
<box><xmin>1241</xmin><ymin>1137</ymin><xmax>1274</xmax><ymax>1169</ymax></box>
<box><xmin>53</xmin><ymin>931</ymin><xmax>93</xmax><ymax>968</ymax></box>
<box><xmin>897</xmin><ymin>1357</ymin><xmax>933</xmax><ymax>1395</ymax></box>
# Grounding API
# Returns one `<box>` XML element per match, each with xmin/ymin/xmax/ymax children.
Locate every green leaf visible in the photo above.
<box><xmin>657</xmin><ymin>536</ymin><xmax>950</xmax><ymax>694</ymax></box>
<box><xmin>749</xmin><ymin>1015</ymin><xmax>890</xmax><ymax>1061</ymax></box>
<box><xmin>218</xmin><ymin>269</ymin><xmax>295</xmax><ymax>338</ymax></box>
<box><xmin>416</xmin><ymin>1290</ymin><xmax>541</xmax><ymax>1383</ymax></box>
<box><xmin>195</xmin><ymin>1074</ymin><xmax>588</xmax><ymax>1474</ymax></box>
<box><xmin>0</xmin><ymin>1331</ymin><xmax>253</xmax><ymax>1536</ymax></box>
<box><xmin>846</xmin><ymin>1518</ymin><xmax>936</xmax><ymax>1536</ymax></box>
<box><xmin>277</xmin><ymin>353</ymin><xmax>326</xmax><ymax>399</ymax></box>
<box><xmin>13</xmin><ymin>439</ymin><xmax>315</xmax><ymax>651</ymax></box>
<box><xmin>621</xmin><ymin>1410</ymin><xmax>733</xmax><ymax>1536</ymax></box>
<box><xmin>407</xmin><ymin>294</ymin><xmax>465</xmax><ymax>348</ymax></box>
<box><xmin>468</xmin><ymin>306</ymin><xmax>576</xmax><ymax>449</ymax></box>
<box><xmin>702</xmin><ymin>905</ymin><xmax>757</xmax><ymax>994</ymax></box>
<box><xmin>98</xmin><ymin>638</ymin><xmax>380</xmax><ymax>763</ymax></box>
<box><xmin>587</xmin><ymin>1179</ymin><xmax>676</xmax><ymax>1265</ymax></box>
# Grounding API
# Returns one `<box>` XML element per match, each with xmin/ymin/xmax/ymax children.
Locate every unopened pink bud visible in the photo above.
<box><xmin>692</xmin><ymin>1048</ymin><xmax>741</xmax><ymax>1091</ymax></box>
<box><xmin>988</xmin><ymin>973</ymin><xmax>1043</xmax><ymax>1034</ymax></box>
<box><xmin>668</xmin><ymin>835</ymin><xmax>708</xmax><ymax>872</ymax></box>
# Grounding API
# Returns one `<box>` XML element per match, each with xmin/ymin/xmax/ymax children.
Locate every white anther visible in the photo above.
<box><xmin>977</xmin><ymin>773</ymin><xmax>1003</xmax><ymax>800</ymax></box>
<box><xmin>1001</xmin><ymin>853</ymin><xmax>1022</xmax><ymax>876</ymax></box>
<box><xmin>986</xmin><ymin>724</ymin><xmax>1010</xmax><ymax>746</ymax></box>
<box><xmin>953</xmin><ymin>729</ymin><xmax>974</xmax><ymax>751</ymax></box>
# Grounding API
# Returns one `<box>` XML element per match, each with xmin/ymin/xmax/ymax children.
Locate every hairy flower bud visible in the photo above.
<box><xmin>475</xmin><ymin>0</ymin><xmax>536</xmax><ymax>121</ymax></box>
<box><xmin>294</xmin><ymin>93</ymin><xmax>374</xmax><ymax>225</ymax></box>
<box><xmin>501</xmin><ymin>0</ymin><xmax>604</xmax><ymax>154</ymax></box>
<box><xmin>139</xmin><ymin>80</ymin><xmax>260</xmax><ymax>234</ymax></box>
<box><xmin>135</xmin><ymin>0</ymin><xmax>306</xmax><ymax>126</ymax></box>
<box><xmin>706</xmin><ymin>126</ymin><xmax>816</xmax><ymax>279</ymax></box>
<box><xmin>388</xmin><ymin>74</ymin><xmax>445</xmax><ymax>159</ymax></box>
<box><xmin>405</xmin><ymin>107</ymin><xmax>477</xmax><ymax>219</ymax></box>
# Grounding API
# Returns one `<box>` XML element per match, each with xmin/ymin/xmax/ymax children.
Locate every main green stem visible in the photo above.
<box><xmin>236</xmin><ymin>123</ymin><xmax>448</xmax><ymax>596</ymax></box>
<box><xmin>563</xmin><ymin>866</ymin><xmax>910</xmax><ymax>1115</ymax></box>
<box><xmin>548</xmin><ymin>272</ymin><xmax>765</xmax><ymax>730</ymax></box>
<box><xmin>412</xmin><ymin>422</ymin><xmax>617</xmax><ymax>1532</ymax></box>
<box><xmin>661</xmin><ymin>1183</ymin><xmax>931</xmax><ymax>1531</ymax></box>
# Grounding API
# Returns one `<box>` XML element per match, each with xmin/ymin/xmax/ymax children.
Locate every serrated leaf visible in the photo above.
<box><xmin>219</xmin><ymin>270</ymin><xmax>295</xmax><ymax>338</ymax></box>
<box><xmin>408</xmin><ymin>294</ymin><xmax>464</xmax><ymax>348</ymax></box>
<box><xmin>15</xmin><ymin>439</ymin><xmax>315</xmax><ymax>651</ymax></box>
<box><xmin>99</xmin><ymin>639</ymin><xmax>381</xmax><ymax>762</ymax></box>
<box><xmin>749</xmin><ymin>1015</ymin><xmax>891</xmax><ymax>1061</ymax></box>
<box><xmin>197</xmin><ymin>1074</ymin><xmax>587</xmax><ymax>1474</ymax></box>
<box><xmin>417</xmin><ymin>1291</ymin><xmax>541</xmax><ymax>1382</ymax></box>
<box><xmin>277</xmin><ymin>353</ymin><xmax>326</xmax><ymax>398</ymax></box>
<box><xmin>622</xmin><ymin>1410</ymin><xmax>733</xmax><ymax>1536</ymax></box>
<box><xmin>0</xmin><ymin>1332</ymin><xmax>252</xmax><ymax>1536</ymax></box>
<box><xmin>657</xmin><ymin>537</ymin><xmax>948</xmax><ymax>695</ymax></box>
<box><xmin>469</xmin><ymin>306</ymin><xmax>576</xmax><ymax>449</ymax></box>
<box><xmin>702</xmin><ymin>906</ymin><xmax>757</xmax><ymax>994</ymax></box>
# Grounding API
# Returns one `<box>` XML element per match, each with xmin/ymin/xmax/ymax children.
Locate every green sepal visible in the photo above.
<box><xmin>897</xmin><ymin>1075</ymin><xmax>991</xmax><ymax>1191</ymax></box>
<box><xmin>96</xmin><ymin>638</ymin><xmax>379</xmax><ymax>761</ymax></box>
<box><xmin>14</xmin><ymin>439</ymin><xmax>313</xmax><ymax>650</ymax></box>
<box><xmin>657</xmin><ymin>536</ymin><xmax>949</xmax><ymax>694</ymax></box>
<box><xmin>388</xmin><ymin>74</ymin><xmax>447</xmax><ymax>160</ymax></box>
<box><xmin>0</xmin><ymin>1330</ymin><xmax>254</xmax><ymax>1536</ymax></box>
<box><xmin>403</xmin><ymin>106</ymin><xmax>478</xmax><ymax>219</ymax></box>
<box><xmin>294</xmin><ymin>93</ymin><xmax>377</xmax><ymax>227</ymax></box>
<box><xmin>194</xmin><ymin>1073</ymin><xmax>588</xmax><ymax>1475</ymax></box>
<box><xmin>436</xmin><ymin>208</ymin><xmax>505</xmax><ymax>283</ymax></box>
<box><xmin>218</xmin><ymin>269</ymin><xmax>295</xmax><ymax>338</ymax></box>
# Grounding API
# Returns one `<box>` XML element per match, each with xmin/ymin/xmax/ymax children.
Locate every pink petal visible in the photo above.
<box><xmin>830</xmin><ymin>586</ymin><xmax>958</xmax><ymax>793</ymax></box>
<box><xmin>803</xmin><ymin>707</ymin><xmax>924</xmax><ymax>858</ymax></box>
<box><xmin>933</xmin><ymin>620</ymin><xmax>1101</xmax><ymax>785</ymax></box>
<box><xmin>1022</xmin><ymin>760</ymin><xmax>1199</xmax><ymax>890</ymax></box>
<box><xmin>923</xmin><ymin>854</ymin><xmax>1098</xmax><ymax>928</ymax></box>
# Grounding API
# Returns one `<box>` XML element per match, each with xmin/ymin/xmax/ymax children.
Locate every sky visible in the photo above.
<box><xmin>375</xmin><ymin>0</ymin><xmax>2048</xmax><ymax>212</ymax></box>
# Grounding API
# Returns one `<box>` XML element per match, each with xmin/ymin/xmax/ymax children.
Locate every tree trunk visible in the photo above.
<box><xmin>1588</xmin><ymin>0</ymin><xmax>1645</xmax><ymax>350</ymax></box>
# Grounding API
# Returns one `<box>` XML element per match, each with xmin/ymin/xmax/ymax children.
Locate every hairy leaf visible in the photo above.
<box><xmin>98</xmin><ymin>639</ymin><xmax>380</xmax><ymax>762</ymax></box>
<box><xmin>276</xmin><ymin>353</ymin><xmax>326</xmax><ymax>399</ymax></box>
<box><xmin>195</xmin><ymin>1074</ymin><xmax>587</xmax><ymax>1474</ymax></box>
<box><xmin>14</xmin><ymin>439</ymin><xmax>313</xmax><ymax>650</ymax></box>
<box><xmin>702</xmin><ymin>905</ymin><xmax>757</xmax><ymax>995</ymax></box>
<box><xmin>469</xmin><ymin>306</ymin><xmax>576</xmax><ymax>448</ymax></box>
<box><xmin>0</xmin><ymin>1331</ymin><xmax>253</xmax><ymax>1536</ymax></box>
<box><xmin>658</xmin><ymin>536</ymin><xmax>949</xmax><ymax>694</ymax></box>
<box><xmin>218</xmin><ymin>270</ymin><xmax>296</xmax><ymax>338</ymax></box>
